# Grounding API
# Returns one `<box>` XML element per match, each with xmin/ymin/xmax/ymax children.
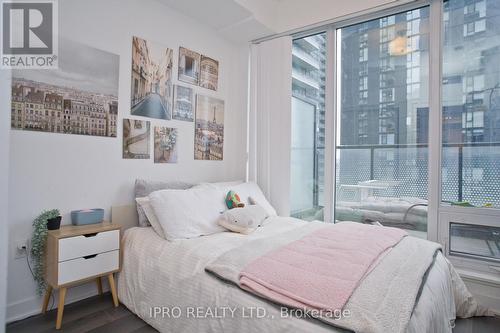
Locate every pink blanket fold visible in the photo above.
<box><xmin>239</xmin><ymin>222</ymin><xmax>407</xmax><ymax>311</ymax></box>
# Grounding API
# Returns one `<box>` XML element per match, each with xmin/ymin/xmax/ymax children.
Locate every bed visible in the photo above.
<box><xmin>112</xmin><ymin>204</ymin><xmax>488</xmax><ymax>333</ymax></box>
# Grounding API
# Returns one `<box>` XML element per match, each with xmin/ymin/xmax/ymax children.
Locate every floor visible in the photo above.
<box><xmin>6</xmin><ymin>293</ymin><xmax>500</xmax><ymax>333</ymax></box>
<box><xmin>6</xmin><ymin>293</ymin><xmax>156</xmax><ymax>333</ymax></box>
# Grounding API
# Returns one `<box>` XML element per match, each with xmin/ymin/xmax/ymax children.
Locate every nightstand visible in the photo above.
<box><xmin>42</xmin><ymin>221</ymin><xmax>121</xmax><ymax>329</ymax></box>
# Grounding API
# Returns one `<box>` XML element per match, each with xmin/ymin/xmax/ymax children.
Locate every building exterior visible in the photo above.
<box><xmin>199</xmin><ymin>56</ymin><xmax>219</xmax><ymax>91</ymax></box>
<box><xmin>11</xmin><ymin>85</ymin><xmax>24</xmax><ymax>129</ymax></box>
<box><xmin>44</xmin><ymin>93</ymin><xmax>63</xmax><ymax>133</ymax></box>
<box><xmin>195</xmin><ymin>110</ymin><xmax>224</xmax><ymax>161</ymax></box>
<box><xmin>108</xmin><ymin>101</ymin><xmax>118</xmax><ymax>137</ymax></box>
<box><xmin>131</xmin><ymin>36</ymin><xmax>151</xmax><ymax>106</ymax></box>
<box><xmin>11</xmin><ymin>79</ymin><xmax>118</xmax><ymax>137</ymax></box>
<box><xmin>340</xmin><ymin>8</ymin><xmax>430</xmax><ymax>147</ymax></box>
<box><xmin>335</xmin><ymin>1</ymin><xmax>500</xmax><ymax>206</ymax></box>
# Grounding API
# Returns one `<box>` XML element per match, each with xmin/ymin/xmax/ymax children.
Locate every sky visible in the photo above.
<box><xmin>13</xmin><ymin>38</ymin><xmax>120</xmax><ymax>96</ymax></box>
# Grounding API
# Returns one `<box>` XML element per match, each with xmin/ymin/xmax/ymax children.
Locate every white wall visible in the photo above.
<box><xmin>0</xmin><ymin>66</ymin><xmax>11</xmax><ymax>333</ymax></box>
<box><xmin>6</xmin><ymin>0</ymin><xmax>248</xmax><ymax>322</ymax></box>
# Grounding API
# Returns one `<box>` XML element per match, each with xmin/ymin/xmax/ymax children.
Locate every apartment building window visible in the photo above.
<box><xmin>442</xmin><ymin>0</ymin><xmax>500</xmax><ymax>209</ymax></box>
<box><xmin>440</xmin><ymin>0</ymin><xmax>499</xmax><ymax>274</ymax></box>
<box><xmin>335</xmin><ymin>7</ymin><xmax>430</xmax><ymax>238</ymax></box>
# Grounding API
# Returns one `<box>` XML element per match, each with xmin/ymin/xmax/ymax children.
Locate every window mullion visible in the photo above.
<box><xmin>324</xmin><ymin>27</ymin><xmax>337</xmax><ymax>223</ymax></box>
<box><xmin>427</xmin><ymin>0</ymin><xmax>443</xmax><ymax>243</ymax></box>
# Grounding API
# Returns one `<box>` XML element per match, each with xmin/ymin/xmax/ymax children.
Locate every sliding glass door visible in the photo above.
<box><xmin>288</xmin><ymin>0</ymin><xmax>500</xmax><ymax>273</ymax></box>
<box><xmin>334</xmin><ymin>7</ymin><xmax>430</xmax><ymax>238</ymax></box>
<box><xmin>290</xmin><ymin>33</ymin><xmax>326</xmax><ymax>221</ymax></box>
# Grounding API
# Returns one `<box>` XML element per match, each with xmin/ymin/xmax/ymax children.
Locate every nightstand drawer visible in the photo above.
<box><xmin>58</xmin><ymin>250</ymin><xmax>119</xmax><ymax>285</ymax></box>
<box><xmin>58</xmin><ymin>230</ymin><xmax>119</xmax><ymax>262</ymax></box>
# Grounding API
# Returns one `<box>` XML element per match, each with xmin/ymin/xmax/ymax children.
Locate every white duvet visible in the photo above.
<box><xmin>117</xmin><ymin>217</ymin><xmax>487</xmax><ymax>333</ymax></box>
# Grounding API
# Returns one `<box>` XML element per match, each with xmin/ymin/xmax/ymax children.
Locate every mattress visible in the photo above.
<box><xmin>117</xmin><ymin>217</ymin><xmax>456</xmax><ymax>333</ymax></box>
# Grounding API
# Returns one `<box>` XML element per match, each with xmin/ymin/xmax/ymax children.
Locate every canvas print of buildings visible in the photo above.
<box><xmin>195</xmin><ymin>95</ymin><xmax>224</xmax><ymax>161</ymax></box>
<box><xmin>123</xmin><ymin>119</ymin><xmax>151</xmax><ymax>159</ymax></box>
<box><xmin>199</xmin><ymin>55</ymin><xmax>219</xmax><ymax>91</ymax></box>
<box><xmin>131</xmin><ymin>36</ymin><xmax>173</xmax><ymax>120</ymax></box>
<box><xmin>172</xmin><ymin>85</ymin><xmax>194</xmax><ymax>122</ymax></box>
<box><xmin>178</xmin><ymin>47</ymin><xmax>201</xmax><ymax>85</ymax></box>
<box><xmin>154</xmin><ymin>126</ymin><xmax>178</xmax><ymax>163</ymax></box>
<box><xmin>11</xmin><ymin>39</ymin><xmax>119</xmax><ymax>137</ymax></box>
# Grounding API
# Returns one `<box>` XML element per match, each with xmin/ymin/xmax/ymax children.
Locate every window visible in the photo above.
<box><xmin>442</xmin><ymin>0</ymin><xmax>500</xmax><ymax>209</ymax></box>
<box><xmin>335</xmin><ymin>7</ymin><xmax>430</xmax><ymax>238</ymax></box>
<box><xmin>287</xmin><ymin>0</ymin><xmax>500</xmax><ymax>276</ymax></box>
<box><xmin>290</xmin><ymin>33</ymin><xmax>326</xmax><ymax>220</ymax></box>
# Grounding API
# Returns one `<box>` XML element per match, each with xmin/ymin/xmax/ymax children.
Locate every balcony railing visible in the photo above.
<box><xmin>336</xmin><ymin>142</ymin><xmax>500</xmax><ymax>206</ymax></box>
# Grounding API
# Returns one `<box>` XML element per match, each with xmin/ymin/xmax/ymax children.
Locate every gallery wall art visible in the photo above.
<box><xmin>123</xmin><ymin>118</ymin><xmax>151</xmax><ymax>159</ymax></box>
<box><xmin>172</xmin><ymin>84</ymin><xmax>194</xmax><ymax>122</ymax></box>
<box><xmin>11</xmin><ymin>38</ymin><xmax>119</xmax><ymax>137</ymax></box>
<box><xmin>131</xmin><ymin>36</ymin><xmax>173</xmax><ymax>120</ymax></box>
<box><xmin>178</xmin><ymin>47</ymin><xmax>219</xmax><ymax>92</ymax></box>
<box><xmin>178</xmin><ymin>47</ymin><xmax>201</xmax><ymax>86</ymax></box>
<box><xmin>199</xmin><ymin>55</ymin><xmax>219</xmax><ymax>91</ymax></box>
<box><xmin>154</xmin><ymin>126</ymin><xmax>178</xmax><ymax>163</ymax></box>
<box><xmin>194</xmin><ymin>95</ymin><xmax>224</xmax><ymax>161</ymax></box>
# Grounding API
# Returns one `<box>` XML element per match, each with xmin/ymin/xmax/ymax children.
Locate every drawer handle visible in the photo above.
<box><xmin>83</xmin><ymin>254</ymin><xmax>98</xmax><ymax>260</ymax></box>
<box><xmin>83</xmin><ymin>233</ymin><xmax>98</xmax><ymax>238</ymax></box>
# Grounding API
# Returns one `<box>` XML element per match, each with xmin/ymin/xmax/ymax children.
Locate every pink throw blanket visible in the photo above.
<box><xmin>239</xmin><ymin>222</ymin><xmax>407</xmax><ymax>311</ymax></box>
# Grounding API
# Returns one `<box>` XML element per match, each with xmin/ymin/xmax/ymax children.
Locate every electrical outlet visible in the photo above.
<box><xmin>13</xmin><ymin>239</ymin><xmax>29</xmax><ymax>259</ymax></box>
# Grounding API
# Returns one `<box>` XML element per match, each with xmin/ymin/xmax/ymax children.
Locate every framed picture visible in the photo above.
<box><xmin>131</xmin><ymin>36</ymin><xmax>173</xmax><ymax>120</ymax></box>
<box><xmin>172</xmin><ymin>84</ymin><xmax>194</xmax><ymax>122</ymax></box>
<box><xmin>123</xmin><ymin>119</ymin><xmax>150</xmax><ymax>159</ymax></box>
<box><xmin>199</xmin><ymin>55</ymin><xmax>219</xmax><ymax>91</ymax></box>
<box><xmin>194</xmin><ymin>95</ymin><xmax>224</xmax><ymax>161</ymax></box>
<box><xmin>154</xmin><ymin>126</ymin><xmax>178</xmax><ymax>163</ymax></box>
<box><xmin>11</xmin><ymin>38</ymin><xmax>119</xmax><ymax>137</ymax></box>
<box><xmin>178</xmin><ymin>47</ymin><xmax>201</xmax><ymax>86</ymax></box>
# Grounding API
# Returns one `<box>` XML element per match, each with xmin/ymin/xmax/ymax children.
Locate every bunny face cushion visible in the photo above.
<box><xmin>218</xmin><ymin>205</ymin><xmax>269</xmax><ymax>234</ymax></box>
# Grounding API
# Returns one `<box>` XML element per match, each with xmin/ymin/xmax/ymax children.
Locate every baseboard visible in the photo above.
<box><xmin>7</xmin><ymin>282</ymin><xmax>110</xmax><ymax>324</ymax></box>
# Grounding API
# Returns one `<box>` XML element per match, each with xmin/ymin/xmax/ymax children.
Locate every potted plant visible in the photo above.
<box><xmin>30</xmin><ymin>209</ymin><xmax>60</xmax><ymax>295</ymax></box>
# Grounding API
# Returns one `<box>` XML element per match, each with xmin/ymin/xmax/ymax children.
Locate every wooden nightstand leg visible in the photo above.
<box><xmin>107</xmin><ymin>273</ymin><xmax>119</xmax><ymax>307</ymax></box>
<box><xmin>96</xmin><ymin>277</ymin><xmax>103</xmax><ymax>295</ymax></box>
<box><xmin>55</xmin><ymin>287</ymin><xmax>67</xmax><ymax>330</ymax></box>
<box><xmin>41</xmin><ymin>285</ymin><xmax>53</xmax><ymax>314</ymax></box>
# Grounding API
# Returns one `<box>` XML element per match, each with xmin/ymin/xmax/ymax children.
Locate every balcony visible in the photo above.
<box><xmin>334</xmin><ymin>142</ymin><xmax>500</xmax><ymax>237</ymax></box>
<box><xmin>292</xmin><ymin>46</ymin><xmax>320</xmax><ymax>70</ymax></box>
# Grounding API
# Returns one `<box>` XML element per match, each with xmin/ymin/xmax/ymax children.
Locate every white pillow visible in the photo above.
<box><xmin>218</xmin><ymin>205</ymin><xmax>269</xmax><ymax>235</ymax></box>
<box><xmin>229</xmin><ymin>182</ymin><xmax>277</xmax><ymax>217</ymax></box>
<box><xmin>149</xmin><ymin>187</ymin><xmax>226</xmax><ymax>240</ymax></box>
<box><xmin>135</xmin><ymin>197</ymin><xmax>166</xmax><ymax>239</ymax></box>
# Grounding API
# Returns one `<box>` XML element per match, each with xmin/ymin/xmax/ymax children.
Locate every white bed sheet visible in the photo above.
<box><xmin>117</xmin><ymin>217</ymin><xmax>456</xmax><ymax>333</ymax></box>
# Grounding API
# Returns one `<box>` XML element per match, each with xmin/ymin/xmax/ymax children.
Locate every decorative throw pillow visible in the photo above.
<box><xmin>135</xmin><ymin>179</ymin><xmax>194</xmax><ymax>226</ymax></box>
<box><xmin>229</xmin><ymin>182</ymin><xmax>277</xmax><ymax>217</ymax></box>
<box><xmin>218</xmin><ymin>205</ymin><xmax>269</xmax><ymax>235</ymax></box>
<box><xmin>135</xmin><ymin>197</ymin><xmax>166</xmax><ymax>239</ymax></box>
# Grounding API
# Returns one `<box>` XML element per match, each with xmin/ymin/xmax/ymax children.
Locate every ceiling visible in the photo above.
<box><xmin>155</xmin><ymin>0</ymin><xmax>405</xmax><ymax>43</ymax></box>
<box><xmin>155</xmin><ymin>0</ymin><xmax>278</xmax><ymax>43</ymax></box>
